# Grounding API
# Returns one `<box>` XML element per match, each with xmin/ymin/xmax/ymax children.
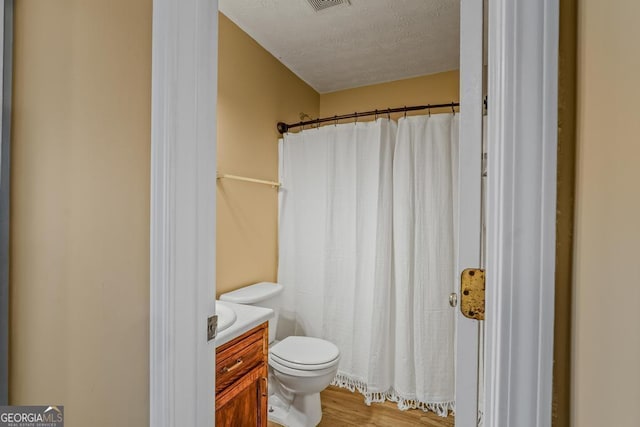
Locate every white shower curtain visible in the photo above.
<box><xmin>278</xmin><ymin>114</ymin><xmax>458</xmax><ymax>415</ymax></box>
<box><xmin>391</xmin><ymin>114</ymin><xmax>458</xmax><ymax>414</ymax></box>
<box><xmin>278</xmin><ymin>119</ymin><xmax>395</xmax><ymax>343</ymax></box>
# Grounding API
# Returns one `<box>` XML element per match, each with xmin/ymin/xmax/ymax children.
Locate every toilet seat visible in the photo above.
<box><xmin>270</xmin><ymin>353</ymin><xmax>339</xmax><ymax>371</ymax></box>
<box><xmin>269</xmin><ymin>357</ymin><xmax>339</xmax><ymax>378</ymax></box>
<box><xmin>269</xmin><ymin>336</ymin><xmax>340</xmax><ymax>372</ymax></box>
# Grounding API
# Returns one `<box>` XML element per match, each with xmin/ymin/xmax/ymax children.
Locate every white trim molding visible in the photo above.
<box><xmin>485</xmin><ymin>0</ymin><xmax>559</xmax><ymax>426</ymax></box>
<box><xmin>150</xmin><ymin>0</ymin><xmax>218</xmax><ymax>426</ymax></box>
<box><xmin>455</xmin><ymin>0</ymin><xmax>483</xmax><ymax>425</ymax></box>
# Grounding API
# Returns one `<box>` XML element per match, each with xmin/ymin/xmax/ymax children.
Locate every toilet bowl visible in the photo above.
<box><xmin>267</xmin><ymin>336</ymin><xmax>340</xmax><ymax>427</ymax></box>
<box><xmin>219</xmin><ymin>282</ymin><xmax>340</xmax><ymax>427</ymax></box>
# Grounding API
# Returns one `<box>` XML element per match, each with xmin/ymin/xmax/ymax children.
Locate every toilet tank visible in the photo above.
<box><xmin>219</xmin><ymin>282</ymin><xmax>283</xmax><ymax>344</ymax></box>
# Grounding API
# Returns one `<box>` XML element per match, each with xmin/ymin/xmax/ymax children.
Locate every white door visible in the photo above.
<box><xmin>455</xmin><ymin>0</ymin><xmax>484</xmax><ymax>425</ymax></box>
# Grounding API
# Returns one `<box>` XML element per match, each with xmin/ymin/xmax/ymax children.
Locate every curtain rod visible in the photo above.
<box><xmin>277</xmin><ymin>101</ymin><xmax>460</xmax><ymax>134</ymax></box>
<box><xmin>217</xmin><ymin>173</ymin><xmax>281</xmax><ymax>188</ymax></box>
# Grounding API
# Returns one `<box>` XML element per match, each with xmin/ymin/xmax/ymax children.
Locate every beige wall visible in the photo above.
<box><xmin>319</xmin><ymin>70</ymin><xmax>459</xmax><ymax>120</ymax></box>
<box><xmin>216</xmin><ymin>14</ymin><xmax>319</xmax><ymax>296</ymax></box>
<box><xmin>572</xmin><ymin>0</ymin><xmax>640</xmax><ymax>426</ymax></box>
<box><xmin>10</xmin><ymin>1</ymin><xmax>151</xmax><ymax>426</ymax></box>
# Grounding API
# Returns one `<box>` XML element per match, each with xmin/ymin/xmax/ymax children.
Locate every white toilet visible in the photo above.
<box><xmin>220</xmin><ymin>282</ymin><xmax>340</xmax><ymax>427</ymax></box>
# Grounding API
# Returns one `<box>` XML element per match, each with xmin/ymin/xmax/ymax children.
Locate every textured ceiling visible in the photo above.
<box><xmin>219</xmin><ymin>0</ymin><xmax>460</xmax><ymax>93</ymax></box>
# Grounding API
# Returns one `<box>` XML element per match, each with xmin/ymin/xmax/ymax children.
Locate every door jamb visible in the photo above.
<box><xmin>484</xmin><ymin>0</ymin><xmax>559</xmax><ymax>425</ymax></box>
<box><xmin>455</xmin><ymin>0</ymin><xmax>483</xmax><ymax>424</ymax></box>
<box><xmin>149</xmin><ymin>0</ymin><xmax>218</xmax><ymax>426</ymax></box>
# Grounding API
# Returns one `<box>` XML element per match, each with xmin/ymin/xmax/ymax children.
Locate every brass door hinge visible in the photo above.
<box><xmin>460</xmin><ymin>268</ymin><xmax>485</xmax><ymax>320</ymax></box>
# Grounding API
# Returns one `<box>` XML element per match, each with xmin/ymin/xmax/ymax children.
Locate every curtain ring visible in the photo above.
<box><xmin>428</xmin><ymin>104</ymin><xmax>431</xmax><ymax>117</ymax></box>
<box><xmin>451</xmin><ymin>102</ymin><xmax>456</xmax><ymax>115</ymax></box>
<box><xmin>375</xmin><ymin>109</ymin><xmax>378</xmax><ymax>121</ymax></box>
<box><xmin>334</xmin><ymin>115</ymin><xmax>338</xmax><ymax>126</ymax></box>
<box><xmin>316</xmin><ymin>119</ymin><xmax>320</xmax><ymax>129</ymax></box>
<box><xmin>354</xmin><ymin>112</ymin><xmax>358</xmax><ymax>124</ymax></box>
<box><xmin>404</xmin><ymin>106</ymin><xmax>407</xmax><ymax>119</ymax></box>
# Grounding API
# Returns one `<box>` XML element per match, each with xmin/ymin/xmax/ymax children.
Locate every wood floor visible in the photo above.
<box><xmin>267</xmin><ymin>386</ymin><xmax>454</xmax><ymax>427</ymax></box>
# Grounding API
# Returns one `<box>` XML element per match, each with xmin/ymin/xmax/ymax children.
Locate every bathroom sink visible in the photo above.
<box><xmin>216</xmin><ymin>301</ymin><xmax>237</xmax><ymax>333</ymax></box>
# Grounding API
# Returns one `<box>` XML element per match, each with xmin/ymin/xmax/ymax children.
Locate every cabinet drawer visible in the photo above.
<box><xmin>216</xmin><ymin>328</ymin><xmax>267</xmax><ymax>394</ymax></box>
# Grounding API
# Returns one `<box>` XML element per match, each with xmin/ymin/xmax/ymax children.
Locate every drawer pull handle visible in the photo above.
<box><xmin>221</xmin><ymin>358</ymin><xmax>243</xmax><ymax>374</ymax></box>
<box><xmin>261</xmin><ymin>377</ymin><xmax>268</xmax><ymax>397</ymax></box>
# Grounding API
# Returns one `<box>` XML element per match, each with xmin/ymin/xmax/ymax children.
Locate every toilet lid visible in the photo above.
<box><xmin>270</xmin><ymin>336</ymin><xmax>340</xmax><ymax>369</ymax></box>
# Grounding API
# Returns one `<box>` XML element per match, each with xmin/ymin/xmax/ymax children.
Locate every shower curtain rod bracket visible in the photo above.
<box><xmin>277</xmin><ymin>122</ymin><xmax>289</xmax><ymax>134</ymax></box>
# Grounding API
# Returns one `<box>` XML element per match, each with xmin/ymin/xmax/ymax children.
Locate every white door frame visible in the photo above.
<box><xmin>484</xmin><ymin>0</ymin><xmax>558</xmax><ymax>426</ymax></box>
<box><xmin>149</xmin><ymin>0</ymin><xmax>218</xmax><ymax>426</ymax></box>
<box><xmin>148</xmin><ymin>0</ymin><xmax>559</xmax><ymax>425</ymax></box>
<box><xmin>455</xmin><ymin>0</ymin><xmax>483</xmax><ymax>425</ymax></box>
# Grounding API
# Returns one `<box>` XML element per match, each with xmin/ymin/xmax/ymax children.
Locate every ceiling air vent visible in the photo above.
<box><xmin>306</xmin><ymin>0</ymin><xmax>350</xmax><ymax>13</ymax></box>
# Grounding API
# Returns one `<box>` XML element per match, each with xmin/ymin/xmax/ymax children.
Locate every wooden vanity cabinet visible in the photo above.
<box><xmin>215</xmin><ymin>322</ymin><xmax>269</xmax><ymax>427</ymax></box>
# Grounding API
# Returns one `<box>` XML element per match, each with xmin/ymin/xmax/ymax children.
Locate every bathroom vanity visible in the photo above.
<box><xmin>214</xmin><ymin>301</ymin><xmax>274</xmax><ymax>427</ymax></box>
<box><xmin>216</xmin><ymin>322</ymin><xmax>269</xmax><ymax>426</ymax></box>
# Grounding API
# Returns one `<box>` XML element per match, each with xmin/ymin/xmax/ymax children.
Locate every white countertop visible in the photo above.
<box><xmin>214</xmin><ymin>302</ymin><xmax>274</xmax><ymax>348</ymax></box>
